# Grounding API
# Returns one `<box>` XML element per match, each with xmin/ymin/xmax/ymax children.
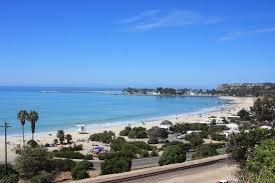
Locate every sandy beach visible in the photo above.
<box><xmin>0</xmin><ymin>96</ymin><xmax>255</xmax><ymax>163</ymax></box>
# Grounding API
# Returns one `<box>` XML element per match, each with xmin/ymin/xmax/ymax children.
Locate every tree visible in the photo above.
<box><xmin>160</xmin><ymin>120</ymin><xmax>173</xmax><ymax>126</ymax></box>
<box><xmin>192</xmin><ymin>145</ymin><xmax>218</xmax><ymax>159</ymax></box>
<box><xmin>101</xmin><ymin>156</ymin><xmax>131</xmax><ymax>175</ymax></box>
<box><xmin>227</xmin><ymin>128</ymin><xmax>271</xmax><ymax>167</ymax></box>
<box><xmin>15</xmin><ymin>146</ymin><xmax>52</xmax><ymax>179</ymax></box>
<box><xmin>237</xmin><ymin>109</ymin><xmax>251</xmax><ymax>121</ymax></box>
<box><xmin>250</xmin><ymin>97</ymin><xmax>275</xmax><ymax>123</ymax></box>
<box><xmin>239</xmin><ymin>139</ymin><xmax>275</xmax><ymax>182</ymax></box>
<box><xmin>56</xmin><ymin>130</ymin><xmax>65</xmax><ymax>144</ymax></box>
<box><xmin>65</xmin><ymin>134</ymin><xmax>72</xmax><ymax>144</ymax></box>
<box><xmin>148</xmin><ymin>126</ymin><xmax>168</xmax><ymax>140</ymax></box>
<box><xmin>27</xmin><ymin>111</ymin><xmax>39</xmax><ymax>140</ymax></box>
<box><xmin>159</xmin><ymin>144</ymin><xmax>186</xmax><ymax>166</ymax></box>
<box><xmin>17</xmin><ymin>110</ymin><xmax>29</xmax><ymax>147</ymax></box>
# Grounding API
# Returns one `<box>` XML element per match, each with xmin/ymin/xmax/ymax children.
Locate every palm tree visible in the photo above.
<box><xmin>28</xmin><ymin>111</ymin><xmax>39</xmax><ymax>140</ymax></box>
<box><xmin>17</xmin><ymin>110</ymin><xmax>28</xmax><ymax>147</ymax></box>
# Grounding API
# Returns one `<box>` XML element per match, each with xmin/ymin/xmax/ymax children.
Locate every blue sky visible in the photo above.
<box><xmin>0</xmin><ymin>0</ymin><xmax>274</xmax><ymax>88</ymax></box>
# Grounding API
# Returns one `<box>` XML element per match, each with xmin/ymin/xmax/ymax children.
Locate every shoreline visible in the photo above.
<box><xmin>0</xmin><ymin>96</ymin><xmax>255</xmax><ymax>162</ymax></box>
<box><xmin>1</xmin><ymin>96</ymin><xmax>231</xmax><ymax>138</ymax></box>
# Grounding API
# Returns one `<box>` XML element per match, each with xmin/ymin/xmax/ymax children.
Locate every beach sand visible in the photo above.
<box><xmin>0</xmin><ymin>96</ymin><xmax>255</xmax><ymax>163</ymax></box>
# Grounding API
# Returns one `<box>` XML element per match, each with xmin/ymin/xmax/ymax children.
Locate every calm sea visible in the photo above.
<box><xmin>0</xmin><ymin>86</ymin><xmax>228</xmax><ymax>136</ymax></box>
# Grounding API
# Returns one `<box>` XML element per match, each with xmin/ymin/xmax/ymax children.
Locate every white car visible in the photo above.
<box><xmin>176</xmin><ymin>134</ymin><xmax>186</xmax><ymax>139</ymax></box>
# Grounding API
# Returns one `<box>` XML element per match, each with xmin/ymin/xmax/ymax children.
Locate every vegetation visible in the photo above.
<box><xmin>27</xmin><ymin>111</ymin><xmax>39</xmax><ymax>140</ymax></box>
<box><xmin>53</xmin><ymin>159</ymin><xmax>76</xmax><ymax>171</ymax></box>
<box><xmin>71</xmin><ymin>161</ymin><xmax>93</xmax><ymax>180</ymax></box>
<box><xmin>238</xmin><ymin>139</ymin><xmax>275</xmax><ymax>182</ymax></box>
<box><xmin>26</xmin><ymin>140</ymin><xmax>39</xmax><ymax>148</ymax></box>
<box><xmin>185</xmin><ymin>133</ymin><xmax>204</xmax><ymax>148</ymax></box>
<box><xmin>227</xmin><ymin>128</ymin><xmax>272</xmax><ymax>167</ymax></box>
<box><xmin>119</xmin><ymin>126</ymin><xmax>132</xmax><ymax>136</ymax></box>
<box><xmin>30</xmin><ymin>170</ymin><xmax>52</xmax><ymax>183</ymax></box>
<box><xmin>148</xmin><ymin>126</ymin><xmax>168</xmax><ymax>140</ymax></box>
<box><xmin>52</xmin><ymin>150</ymin><xmax>92</xmax><ymax>160</ymax></box>
<box><xmin>101</xmin><ymin>156</ymin><xmax>132</xmax><ymax>175</ymax></box>
<box><xmin>56</xmin><ymin>130</ymin><xmax>65</xmax><ymax>144</ymax></box>
<box><xmin>250</xmin><ymin>96</ymin><xmax>275</xmax><ymax>123</ymax></box>
<box><xmin>127</xmin><ymin>127</ymin><xmax>148</xmax><ymax>139</ymax></box>
<box><xmin>159</xmin><ymin>144</ymin><xmax>187</xmax><ymax>166</ymax></box>
<box><xmin>17</xmin><ymin>110</ymin><xmax>28</xmax><ymax>147</ymax></box>
<box><xmin>192</xmin><ymin>144</ymin><xmax>218</xmax><ymax>159</ymax></box>
<box><xmin>89</xmin><ymin>131</ymin><xmax>115</xmax><ymax>143</ymax></box>
<box><xmin>15</xmin><ymin>146</ymin><xmax>52</xmax><ymax>179</ymax></box>
<box><xmin>0</xmin><ymin>174</ymin><xmax>19</xmax><ymax>183</ymax></box>
<box><xmin>237</xmin><ymin>109</ymin><xmax>251</xmax><ymax>121</ymax></box>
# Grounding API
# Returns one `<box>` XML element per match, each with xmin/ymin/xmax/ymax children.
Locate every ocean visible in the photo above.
<box><xmin>0</xmin><ymin>86</ymin><xmax>228</xmax><ymax>136</ymax></box>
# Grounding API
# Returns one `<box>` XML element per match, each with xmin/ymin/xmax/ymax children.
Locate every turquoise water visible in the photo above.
<box><xmin>0</xmin><ymin>87</ymin><xmax>227</xmax><ymax>136</ymax></box>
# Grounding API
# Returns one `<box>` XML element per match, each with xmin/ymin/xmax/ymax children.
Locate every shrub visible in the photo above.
<box><xmin>65</xmin><ymin>134</ymin><xmax>72</xmax><ymax>144</ymax></box>
<box><xmin>127</xmin><ymin>127</ymin><xmax>148</xmax><ymax>139</ymax></box>
<box><xmin>140</xmin><ymin>150</ymin><xmax>149</xmax><ymax>158</ymax></box>
<box><xmin>185</xmin><ymin>134</ymin><xmax>204</xmax><ymax>148</ymax></box>
<box><xmin>192</xmin><ymin>144</ymin><xmax>218</xmax><ymax>159</ymax></box>
<box><xmin>0</xmin><ymin>174</ymin><xmax>19</xmax><ymax>183</ymax></box>
<box><xmin>159</xmin><ymin>144</ymin><xmax>186</xmax><ymax>166</ymax></box>
<box><xmin>211</xmin><ymin>133</ymin><xmax>227</xmax><ymax>141</ymax></box>
<box><xmin>71</xmin><ymin>161</ymin><xmax>92</xmax><ymax>180</ymax></box>
<box><xmin>101</xmin><ymin>156</ymin><xmax>131</xmax><ymax>175</ymax></box>
<box><xmin>15</xmin><ymin>146</ymin><xmax>53</xmax><ymax>179</ymax></box>
<box><xmin>148</xmin><ymin>137</ymin><xmax>158</xmax><ymax>144</ymax></box>
<box><xmin>148</xmin><ymin>126</ymin><xmax>168</xmax><ymax>140</ymax></box>
<box><xmin>0</xmin><ymin>164</ymin><xmax>17</xmax><ymax>179</ymax></box>
<box><xmin>89</xmin><ymin>131</ymin><xmax>115</xmax><ymax>143</ymax></box>
<box><xmin>27</xmin><ymin>140</ymin><xmax>38</xmax><ymax>148</ymax></box>
<box><xmin>161</xmin><ymin>141</ymin><xmax>192</xmax><ymax>152</ymax></box>
<box><xmin>57</xmin><ymin>130</ymin><xmax>65</xmax><ymax>144</ymax></box>
<box><xmin>30</xmin><ymin>171</ymin><xmax>52</xmax><ymax>183</ymax></box>
<box><xmin>53</xmin><ymin>159</ymin><xmax>76</xmax><ymax>171</ymax></box>
<box><xmin>130</xmin><ymin>141</ymin><xmax>153</xmax><ymax>151</ymax></box>
<box><xmin>61</xmin><ymin>144</ymin><xmax>83</xmax><ymax>151</ymax></box>
<box><xmin>150</xmin><ymin>150</ymin><xmax>158</xmax><ymax>157</ymax></box>
<box><xmin>53</xmin><ymin>150</ymin><xmax>92</xmax><ymax>160</ymax></box>
<box><xmin>119</xmin><ymin>126</ymin><xmax>132</xmax><ymax>136</ymax></box>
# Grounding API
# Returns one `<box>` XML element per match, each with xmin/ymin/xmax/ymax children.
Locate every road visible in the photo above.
<box><xmin>121</xmin><ymin>160</ymin><xmax>237</xmax><ymax>183</ymax></box>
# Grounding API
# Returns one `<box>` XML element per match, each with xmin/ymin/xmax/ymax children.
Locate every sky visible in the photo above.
<box><xmin>0</xmin><ymin>0</ymin><xmax>275</xmax><ymax>89</ymax></box>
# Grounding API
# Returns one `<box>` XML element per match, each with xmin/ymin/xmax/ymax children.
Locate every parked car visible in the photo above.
<box><xmin>217</xmin><ymin>180</ymin><xmax>230</xmax><ymax>183</ymax></box>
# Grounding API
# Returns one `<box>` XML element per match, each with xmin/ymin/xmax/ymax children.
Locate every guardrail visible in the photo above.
<box><xmin>76</xmin><ymin>154</ymin><xmax>230</xmax><ymax>183</ymax></box>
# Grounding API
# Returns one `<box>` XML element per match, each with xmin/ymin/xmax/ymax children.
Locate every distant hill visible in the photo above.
<box><xmin>216</xmin><ymin>83</ymin><xmax>275</xmax><ymax>97</ymax></box>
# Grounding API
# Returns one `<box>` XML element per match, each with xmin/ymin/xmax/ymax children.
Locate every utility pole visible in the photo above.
<box><xmin>0</xmin><ymin>122</ymin><xmax>11</xmax><ymax>176</ymax></box>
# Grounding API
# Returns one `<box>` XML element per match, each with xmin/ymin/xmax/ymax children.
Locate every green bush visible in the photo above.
<box><xmin>119</xmin><ymin>127</ymin><xmax>132</xmax><ymax>136</ymax></box>
<box><xmin>89</xmin><ymin>131</ymin><xmax>115</xmax><ymax>143</ymax></box>
<box><xmin>161</xmin><ymin>141</ymin><xmax>192</xmax><ymax>152</ymax></box>
<box><xmin>130</xmin><ymin>141</ymin><xmax>153</xmax><ymax>151</ymax></box>
<box><xmin>159</xmin><ymin>144</ymin><xmax>186</xmax><ymax>166</ymax></box>
<box><xmin>0</xmin><ymin>164</ymin><xmax>17</xmax><ymax>179</ymax></box>
<box><xmin>185</xmin><ymin>134</ymin><xmax>204</xmax><ymax>148</ymax></box>
<box><xmin>140</xmin><ymin>150</ymin><xmax>149</xmax><ymax>158</ymax></box>
<box><xmin>53</xmin><ymin>159</ymin><xmax>76</xmax><ymax>171</ymax></box>
<box><xmin>27</xmin><ymin>140</ymin><xmax>38</xmax><ymax>148</ymax></box>
<box><xmin>30</xmin><ymin>171</ymin><xmax>52</xmax><ymax>183</ymax></box>
<box><xmin>61</xmin><ymin>144</ymin><xmax>83</xmax><ymax>151</ymax></box>
<box><xmin>148</xmin><ymin>126</ymin><xmax>168</xmax><ymax>139</ymax></box>
<box><xmin>0</xmin><ymin>174</ymin><xmax>19</xmax><ymax>183</ymax></box>
<box><xmin>192</xmin><ymin>145</ymin><xmax>218</xmax><ymax>159</ymax></box>
<box><xmin>127</xmin><ymin>127</ymin><xmax>148</xmax><ymax>139</ymax></box>
<box><xmin>148</xmin><ymin>137</ymin><xmax>158</xmax><ymax>144</ymax></box>
<box><xmin>71</xmin><ymin>161</ymin><xmax>92</xmax><ymax>180</ymax></box>
<box><xmin>53</xmin><ymin>150</ymin><xmax>92</xmax><ymax>160</ymax></box>
<box><xmin>15</xmin><ymin>146</ymin><xmax>53</xmax><ymax>179</ymax></box>
<box><xmin>101</xmin><ymin>156</ymin><xmax>131</xmax><ymax>175</ymax></box>
<box><xmin>75</xmin><ymin>161</ymin><xmax>93</xmax><ymax>170</ymax></box>
<box><xmin>150</xmin><ymin>150</ymin><xmax>158</xmax><ymax>157</ymax></box>
<box><xmin>211</xmin><ymin>133</ymin><xmax>227</xmax><ymax>141</ymax></box>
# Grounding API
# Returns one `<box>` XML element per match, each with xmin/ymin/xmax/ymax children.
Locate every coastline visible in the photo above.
<box><xmin>0</xmin><ymin>96</ymin><xmax>255</xmax><ymax>163</ymax></box>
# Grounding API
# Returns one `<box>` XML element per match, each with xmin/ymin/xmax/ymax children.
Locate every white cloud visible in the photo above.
<box><xmin>121</xmin><ymin>10</ymin><xmax>221</xmax><ymax>31</ymax></box>
<box><xmin>220</xmin><ymin>27</ymin><xmax>275</xmax><ymax>41</ymax></box>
